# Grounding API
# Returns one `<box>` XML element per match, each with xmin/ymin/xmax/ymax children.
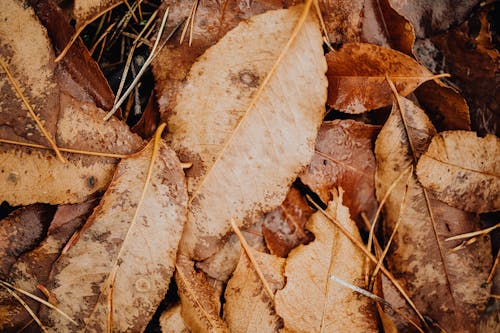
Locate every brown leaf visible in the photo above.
<box><xmin>0</xmin><ymin>199</ymin><xmax>98</xmax><ymax>332</ymax></box>
<box><xmin>159</xmin><ymin>303</ymin><xmax>190</xmax><ymax>333</ymax></box>
<box><xmin>326</xmin><ymin>43</ymin><xmax>436</xmax><ymax>113</ymax></box>
<box><xmin>43</xmin><ymin>137</ymin><xmax>187</xmax><ymax>332</ymax></box>
<box><xmin>275</xmin><ymin>188</ymin><xmax>379</xmax><ymax>332</ymax></box>
<box><xmin>152</xmin><ymin>0</ymin><xmax>290</xmax><ymax>120</ymax></box>
<box><xmin>375</xmin><ymin>92</ymin><xmax>492</xmax><ymax>332</ymax></box>
<box><xmin>0</xmin><ymin>94</ymin><xmax>143</xmax><ymax>205</ymax></box>
<box><xmin>262</xmin><ymin>186</ymin><xmax>315</xmax><ymax>257</ymax></box>
<box><xmin>415</xmin><ymin>8</ymin><xmax>500</xmax><ymax>136</ymax></box>
<box><xmin>416</xmin><ymin>131</ymin><xmax>500</xmax><ymax>213</ymax></box>
<box><xmin>0</xmin><ymin>205</ymin><xmax>54</xmax><ymax>279</ymax></box>
<box><xmin>224</xmin><ymin>249</ymin><xmax>285</xmax><ymax>333</ymax></box>
<box><xmin>318</xmin><ymin>0</ymin><xmax>364</xmax><ymax>44</ymax></box>
<box><xmin>69</xmin><ymin>0</ymin><xmax>123</xmax><ymax>34</ymax></box>
<box><xmin>168</xmin><ymin>5</ymin><xmax>326</xmax><ymax>260</ymax></box>
<box><xmin>415</xmin><ymin>80</ymin><xmax>471</xmax><ymax>131</ymax></box>
<box><xmin>388</xmin><ymin>0</ymin><xmax>480</xmax><ymax>38</ymax></box>
<box><xmin>175</xmin><ymin>255</ymin><xmax>230</xmax><ymax>333</ymax></box>
<box><xmin>300</xmin><ymin>119</ymin><xmax>379</xmax><ymax>228</ymax></box>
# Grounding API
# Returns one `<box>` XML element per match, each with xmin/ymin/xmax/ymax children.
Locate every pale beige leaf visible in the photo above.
<box><xmin>224</xmin><ymin>249</ymin><xmax>285</xmax><ymax>333</ymax></box>
<box><xmin>159</xmin><ymin>303</ymin><xmax>190</xmax><ymax>333</ymax></box>
<box><xmin>416</xmin><ymin>131</ymin><xmax>500</xmax><ymax>213</ymax></box>
<box><xmin>168</xmin><ymin>5</ymin><xmax>326</xmax><ymax>260</ymax></box>
<box><xmin>43</xmin><ymin>138</ymin><xmax>187</xmax><ymax>332</ymax></box>
<box><xmin>175</xmin><ymin>255</ymin><xmax>230</xmax><ymax>333</ymax></box>
<box><xmin>375</xmin><ymin>95</ymin><xmax>491</xmax><ymax>332</ymax></box>
<box><xmin>275</xmin><ymin>188</ymin><xmax>378</xmax><ymax>333</ymax></box>
<box><xmin>0</xmin><ymin>93</ymin><xmax>143</xmax><ymax>205</ymax></box>
<box><xmin>71</xmin><ymin>0</ymin><xmax>123</xmax><ymax>32</ymax></box>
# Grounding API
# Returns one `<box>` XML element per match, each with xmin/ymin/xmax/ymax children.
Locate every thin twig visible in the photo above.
<box><xmin>487</xmin><ymin>251</ymin><xmax>500</xmax><ymax>284</ymax></box>
<box><xmin>0</xmin><ymin>58</ymin><xmax>65</xmax><ymax>163</ymax></box>
<box><xmin>446</xmin><ymin>222</ymin><xmax>500</xmax><ymax>242</ymax></box>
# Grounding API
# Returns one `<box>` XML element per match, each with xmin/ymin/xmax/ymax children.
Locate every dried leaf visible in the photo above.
<box><xmin>318</xmin><ymin>0</ymin><xmax>365</xmax><ymax>44</ymax></box>
<box><xmin>0</xmin><ymin>199</ymin><xmax>97</xmax><ymax>332</ymax></box>
<box><xmin>326</xmin><ymin>43</ymin><xmax>436</xmax><ymax>113</ymax></box>
<box><xmin>416</xmin><ymin>131</ymin><xmax>500</xmax><ymax>213</ymax></box>
<box><xmin>159</xmin><ymin>303</ymin><xmax>190</xmax><ymax>333</ymax></box>
<box><xmin>43</xmin><ymin>137</ymin><xmax>187</xmax><ymax>332</ymax></box>
<box><xmin>152</xmin><ymin>0</ymin><xmax>289</xmax><ymax>120</ymax></box>
<box><xmin>176</xmin><ymin>255</ymin><xmax>230</xmax><ymax>333</ymax></box>
<box><xmin>415</xmin><ymin>80</ymin><xmax>471</xmax><ymax>131</ymax></box>
<box><xmin>169</xmin><ymin>5</ymin><xmax>326</xmax><ymax>260</ymax></box>
<box><xmin>300</xmin><ymin>119</ymin><xmax>379</xmax><ymax>227</ymax></box>
<box><xmin>388</xmin><ymin>0</ymin><xmax>480</xmax><ymax>38</ymax></box>
<box><xmin>0</xmin><ymin>205</ymin><xmax>54</xmax><ymax>279</ymax></box>
<box><xmin>70</xmin><ymin>0</ymin><xmax>123</xmax><ymax>33</ymax></box>
<box><xmin>275</xmin><ymin>188</ymin><xmax>378</xmax><ymax>332</ymax></box>
<box><xmin>224</xmin><ymin>249</ymin><xmax>285</xmax><ymax>333</ymax></box>
<box><xmin>262</xmin><ymin>186</ymin><xmax>315</xmax><ymax>257</ymax></box>
<box><xmin>0</xmin><ymin>94</ymin><xmax>143</xmax><ymax>205</ymax></box>
<box><xmin>375</xmin><ymin>92</ymin><xmax>492</xmax><ymax>332</ymax></box>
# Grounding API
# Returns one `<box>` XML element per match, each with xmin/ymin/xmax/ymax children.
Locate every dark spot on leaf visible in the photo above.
<box><xmin>87</xmin><ymin>176</ymin><xmax>96</xmax><ymax>189</ymax></box>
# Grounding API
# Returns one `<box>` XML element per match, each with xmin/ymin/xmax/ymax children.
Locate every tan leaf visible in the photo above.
<box><xmin>275</xmin><ymin>188</ymin><xmax>378</xmax><ymax>333</ymax></box>
<box><xmin>168</xmin><ymin>4</ymin><xmax>326</xmax><ymax>260</ymax></box>
<box><xmin>159</xmin><ymin>303</ymin><xmax>190</xmax><ymax>333</ymax></box>
<box><xmin>152</xmin><ymin>0</ymin><xmax>290</xmax><ymax>120</ymax></box>
<box><xmin>224</xmin><ymin>249</ymin><xmax>285</xmax><ymax>333</ymax></box>
<box><xmin>70</xmin><ymin>0</ymin><xmax>123</xmax><ymax>33</ymax></box>
<box><xmin>375</xmin><ymin>91</ymin><xmax>492</xmax><ymax>332</ymax></box>
<box><xmin>416</xmin><ymin>131</ymin><xmax>500</xmax><ymax>213</ymax></box>
<box><xmin>43</xmin><ymin>137</ymin><xmax>187</xmax><ymax>332</ymax></box>
<box><xmin>300</xmin><ymin>119</ymin><xmax>379</xmax><ymax>227</ymax></box>
<box><xmin>326</xmin><ymin>43</ymin><xmax>437</xmax><ymax>113</ymax></box>
<box><xmin>175</xmin><ymin>255</ymin><xmax>230</xmax><ymax>333</ymax></box>
<box><xmin>262</xmin><ymin>186</ymin><xmax>315</xmax><ymax>257</ymax></box>
<box><xmin>0</xmin><ymin>94</ymin><xmax>144</xmax><ymax>205</ymax></box>
<box><xmin>0</xmin><ymin>199</ymin><xmax>97</xmax><ymax>332</ymax></box>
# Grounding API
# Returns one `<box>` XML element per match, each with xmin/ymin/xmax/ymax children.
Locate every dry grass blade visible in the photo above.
<box><xmin>230</xmin><ymin>219</ymin><xmax>274</xmax><ymax>300</ymax></box>
<box><xmin>0</xmin><ymin>280</ymin><xmax>76</xmax><ymax>325</ymax></box>
<box><xmin>104</xmin><ymin>8</ymin><xmax>171</xmax><ymax>121</ymax></box>
<box><xmin>446</xmin><ymin>222</ymin><xmax>500</xmax><ymax>242</ymax></box>
<box><xmin>370</xmin><ymin>168</ymin><xmax>413</xmax><ymax>286</ymax></box>
<box><xmin>0</xmin><ymin>282</ymin><xmax>48</xmax><ymax>333</ymax></box>
<box><xmin>0</xmin><ymin>58</ymin><xmax>65</xmax><ymax>163</ymax></box>
<box><xmin>330</xmin><ymin>275</ymin><xmax>425</xmax><ymax>333</ymax></box>
<box><xmin>307</xmin><ymin>196</ymin><xmax>427</xmax><ymax>329</ymax></box>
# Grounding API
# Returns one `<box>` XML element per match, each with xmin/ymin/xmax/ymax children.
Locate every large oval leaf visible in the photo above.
<box><xmin>167</xmin><ymin>5</ymin><xmax>327</xmax><ymax>260</ymax></box>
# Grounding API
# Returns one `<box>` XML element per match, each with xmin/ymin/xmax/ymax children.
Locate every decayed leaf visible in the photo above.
<box><xmin>169</xmin><ymin>4</ymin><xmax>326</xmax><ymax>260</ymax></box>
<box><xmin>318</xmin><ymin>0</ymin><xmax>364</xmax><ymax>44</ymax></box>
<box><xmin>326</xmin><ymin>43</ymin><xmax>437</xmax><ymax>113</ymax></box>
<box><xmin>388</xmin><ymin>0</ymin><xmax>480</xmax><ymax>38</ymax></box>
<box><xmin>152</xmin><ymin>0</ymin><xmax>289</xmax><ymax>120</ymax></box>
<box><xmin>415</xmin><ymin>80</ymin><xmax>471</xmax><ymax>131</ymax></box>
<box><xmin>275</xmin><ymin>188</ymin><xmax>378</xmax><ymax>332</ymax></box>
<box><xmin>0</xmin><ymin>205</ymin><xmax>54</xmax><ymax>279</ymax></box>
<box><xmin>416</xmin><ymin>131</ymin><xmax>500</xmax><ymax>213</ymax></box>
<box><xmin>0</xmin><ymin>94</ymin><xmax>143</xmax><ymax>205</ymax></box>
<box><xmin>375</xmin><ymin>92</ymin><xmax>492</xmax><ymax>332</ymax></box>
<box><xmin>224</xmin><ymin>249</ymin><xmax>285</xmax><ymax>333</ymax></box>
<box><xmin>0</xmin><ymin>199</ymin><xmax>97</xmax><ymax>332</ymax></box>
<box><xmin>197</xmin><ymin>221</ymin><xmax>265</xmax><ymax>282</ymax></box>
<box><xmin>159</xmin><ymin>303</ymin><xmax>190</xmax><ymax>333</ymax></box>
<box><xmin>300</xmin><ymin>119</ymin><xmax>379</xmax><ymax>227</ymax></box>
<box><xmin>176</xmin><ymin>255</ymin><xmax>229</xmax><ymax>333</ymax></box>
<box><xmin>43</xmin><ymin>137</ymin><xmax>187</xmax><ymax>332</ymax></box>
<box><xmin>262</xmin><ymin>186</ymin><xmax>315</xmax><ymax>257</ymax></box>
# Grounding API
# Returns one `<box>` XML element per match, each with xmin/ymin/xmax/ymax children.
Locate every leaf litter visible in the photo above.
<box><xmin>0</xmin><ymin>1</ymin><xmax>498</xmax><ymax>332</ymax></box>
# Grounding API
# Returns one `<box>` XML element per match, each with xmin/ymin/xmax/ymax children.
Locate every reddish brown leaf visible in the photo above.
<box><xmin>326</xmin><ymin>43</ymin><xmax>436</xmax><ymax>113</ymax></box>
<box><xmin>300</xmin><ymin>120</ymin><xmax>379</xmax><ymax>228</ymax></box>
<box><xmin>262</xmin><ymin>186</ymin><xmax>315</xmax><ymax>257</ymax></box>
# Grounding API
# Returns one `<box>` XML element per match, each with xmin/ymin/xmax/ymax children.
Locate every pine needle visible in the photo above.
<box><xmin>0</xmin><ymin>280</ymin><xmax>77</xmax><ymax>325</ymax></box>
<box><xmin>0</xmin><ymin>58</ymin><xmax>65</xmax><ymax>163</ymax></box>
<box><xmin>487</xmin><ymin>251</ymin><xmax>500</xmax><ymax>284</ymax></box>
<box><xmin>446</xmin><ymin>222</ymin><xmax>500</xmax><ymax>242</ymax></box>
<box><xmin>230</xmin><ymin>218</ymin><xmax>275</xmax><ymax>301</ymax></box>
<box><xmin>0</xmin><ymin>282</ymin><xmax>49</xmax><ymax>333</ymax></box>
<box><xmin>0</xmin><ymin>138</ymin><xmax>130</xmax><ymax>159</ymax></box>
